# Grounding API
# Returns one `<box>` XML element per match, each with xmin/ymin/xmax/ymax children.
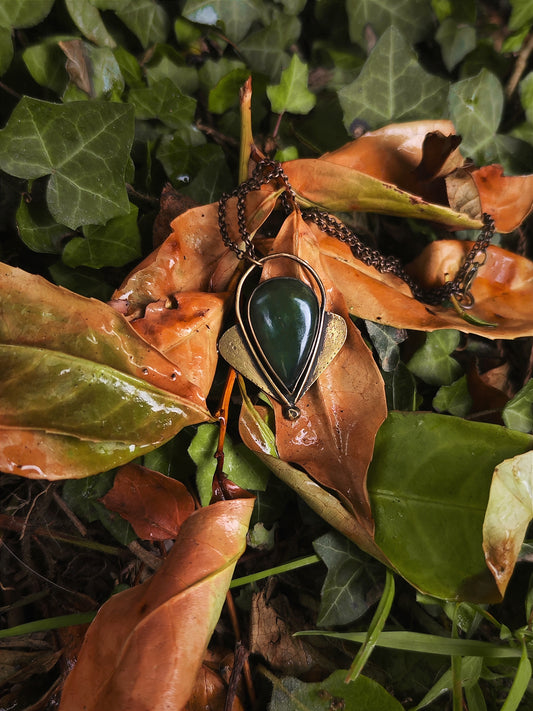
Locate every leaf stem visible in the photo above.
<box><xmin>239</xmin><ymin>77</ymin><xmax>254</xmax><ymax>183</ymax></box>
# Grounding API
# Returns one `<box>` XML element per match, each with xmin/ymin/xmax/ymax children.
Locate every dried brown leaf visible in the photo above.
<box><xmin>59</xmin><ymin>498</ymin><xmax>254</xmax><ymax>711</ymax></box>
<box><xmin>101</xmin><ymin>463</ymin><xmax>196</xmax><ymax>540</ymax></box>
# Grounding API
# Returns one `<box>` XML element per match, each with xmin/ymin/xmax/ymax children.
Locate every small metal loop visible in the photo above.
<box><xmin>455</xmin><ymin>290</ymin><xmax>475</xmax><ymax>308</ymax></box>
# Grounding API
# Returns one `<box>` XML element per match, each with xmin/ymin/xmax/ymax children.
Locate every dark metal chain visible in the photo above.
<box><xmin>218</xmin><ymin>159</ymin><xmax>495</xmax><ymax>306</ymax></box>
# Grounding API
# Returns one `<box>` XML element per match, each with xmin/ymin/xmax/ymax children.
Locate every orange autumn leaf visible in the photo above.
<box><xmin>59</xmin><ymin>498</ymin><xmax>254</xmax><ymax>711</ymax></box>
<box><xmin>130</xmin><ymin>292</ymin><xmax>227</xmax><ymax>403</ymax></box>
<box><xmin>261</xmin><ymin>211</ymin><xmax>387</xmax><ymax>536</ymax></box>
<box><xmin>101</xmin><ymin>463</ymin><xmax>196</xmax><ymax>540</ymax></box>
<box><xmin>315</xmin><ymin>230</ymin><xmax>533</xmax><ymax>338</ymax></box>
<box><xmin>320</xmin><ymin>120</ymin><xmax>464</xmax><ymax>204</ymax></box>
<box><xmin>446</xmin><ymin>164</ymin><xmax>533</xmax><ymax>234</ymax></box>
<box><xmin>112</xmin><ymin>190</ymin><xmax>279</xmax><ymax>315</ymax></box>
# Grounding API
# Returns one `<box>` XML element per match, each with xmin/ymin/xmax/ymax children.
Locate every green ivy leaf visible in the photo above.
<box><xmin>503</xmin><ymin>379</ymin><xmax>533</xmax><ymax>433</ymax></box>
<box><xmin>116</xmin><ymin>0</ymin><xmax>169</xmax><ymax>48</ymax></box>
<box><xmin>182</xmin><ymin>0</ymin><xmax>264</xmax><ymax>43</ymax></box>
<box><xmin>365</xmin><ymin>321</ymin><xmax>407</xmax><ymax>372</ymax></box>
<box><xmin>338</xmin><ymin>27</ymin><xmax>449</xmax><ymax>130</ymax></box>
<box><xmin>62</xmin><ymin>203</ymin><xmax>141</xmax><ymax>269</ymax></box>
<box><xmin>448</xmin><ymin>69</ymin><xmax>502</xmax><ymax>161</ymax></box>
<box><xmin>64</xmin><ymin>0</ymin><xmax>117</xmax><ymax>47</ymax></box>
<box><xmin>435</xmin><ymin>17</ymin><xmax>477</xmax><ymax>71</ymax></box>
<box><xmin>0</xmin><ymin>0</ymin><xmax>54</xmax><ymax>29</ymax></box>
<box><xmin>382</xmin><ymin>363</ymin><xmax>419</xmax><ymax>411</ymax></box>
<box><xmin>345</xmin><ymin>0</ymin><xmax>435</xmax><ymax>45</ymax></box>
<box><xmin>209</xmin><ymin>67</ymin><xmax>252</xmax><ymax>114</ymax></box>
<box><xmin>0</xmin><ymin>24</ymin><xmax>13</xmax><ymax>75</ymax></box>
<box><xmin>313</xmin><ymin>531</ymin><xmax>383</xmax><ymax>626</ymax></box>
<box><xmin>113</xmin><ymin>46</ymin><xmax>144</xmax><ymax>88</ymax></box>
<box><xmin>0</xmin><ymin>98</ymin><xmax>134</xmax><ymax>229</ymax></box>
<box><xmin>144</xmin><ymin>44</ymin><xmax>198</xmax><ymax>94</ymax></box>
<box><xmin>62</xmin><ymin>471</ymin><xmax>137</xmax><ymax>545</ymax></box>
<box><xmin>519</xmin><ymin>71</ymin><xmax>533</xmax><ymax>124</ymax></box>
<box><xmin>267</xmin><ymin>54</ymin><xmax>316</xmax><ymax>115</ymax></box>
<box><xmin>407</xmin><ymin>330</ymin><xmax>462</xmax><ymax>386</ymax></box>
<box><xmin>129</xmin><ymin>77</ymin><xmax>196</xmax><ymax>130</ymax></box>
<box><xmin>22</xmin><ymin>37</ymin><xmax>72</xmax><ymax>93</ymax></box>
<box><xmin>239</xmin><ymin>13</ymin><xmax>301</xmax><ymax>81</ymax></box>
<box><xmin>433</xmin><ymin>375</ymin><xmax>472</xmax><ymax>417</ymax></box>
<box><xmin>509</xmin><ymin>0</ymin><xmax>533</xmax><ymax>32</ymax></box>
<box><xmin>16</xmin><ymin>194</ymin><xmax>70</xmax><ymax>254</ymax></box>
<box><xmin>268</xmin><ymin>669</ymin><xmax>403</xmax><ymax>711</ymax></box>
<box><xmin>188</xmin><ymin>423</ymin><xmax>269</xmax><ymax>506</ymax></box>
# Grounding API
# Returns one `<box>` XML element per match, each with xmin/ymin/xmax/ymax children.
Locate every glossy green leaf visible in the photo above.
<box><xmin>365</xmin><ymin>321</ymin><xmax>407</xmax><ymax>372</ymax></box>
<box><xmin>62</xmin><ymin>203</ymin><xmax>141</xmax><ymax>269</ymax></box>
<box><xmin>0</xmin><ymin>0</ymin><xmax>54</xmax><ymax>29</ymax></box>
<box><xmin>22</xmin><ymin>37</ymin><xmax>71</xmax><ymax>93</ymax></box>
<box><xmin>433</xmin><ymin>375</ymin><xmax>472</xmax><ymax>417</ymax></box>
<box><xmin>436</xmin><ymin>17</ymin><xmax>477</xmax><ymax>71</ymax></box>
<box><xmin>313</xmin><ymin>531</ymin><xmax>383</xmax><ymax>626</ymax></box>
<box><xmin>129</xmin><ymin>78</ymin><xmax>196</xmax><ymax>130</ymax></box>
<box><xmin>368</xmin><ymin>412</ymin><xmax>533</xmax><ymax>601</ymax></box>
<box><xmin>0</xmin><ymin>344</ymin><xmax>202</xmax><ymax>444</ymax></box>
<box><xmin>112</xmin><ymin>46</ymin><xmax>143</xmax><ymax>88</ymax></box>
<box><xmin>0</xmin><ymin>98</ymin><xmax>134</xmax><ymax>229</ymax></box>
<box><xmin>407</xmin><ymin>330</ymin><xmax>462</xmax><ymax>386</ymax></box>
<box><xmin>182</xmin><ymin>0</ymin><xmax>264</xmax><ymax>42</ymax></box>
<box><xmin>267</xmin><ymin>54</ymin><xmax>316</xmax><ymax>115</ymax></box>
<box><xmin>116</xmin><ymin>0</ymin><xmax>169</xmax><ymax>48</ymax></box>
<box><xmin>84</xmin><ymin>44</ymin><xmax>125</xmax><ymax>99</ymax></box>
<box><xmin>16</xmin><ymin>194</ymin><xmax>70</xmax><ymax>254</ymax></box>
<box><xmin>338</xmin><ymin>27</ymin><xmax>449</xmax><ymax>130</ymax></box>
<box><xmin>239</xmin><ymin>13</ymin><xmax>301</xmax><ymax>80</ymax></box>
<box><xmin>503</xmin><ymin>379</ymin><xmax>533</xmax><ymax>433</ymax></box>
<box><xmin>346</xmin><ymin>0</ymin><xmax>435</xmax><ymax>45</ymax></box>
<box><xmin>64</xmin><ymin>0</ymin><xmax>116</xmax><ymax>47</ymax></box>
<box><xmin>0</xmin><ymin>24</ymin><xmax>13</xmax><ymax>75</ymax></box>
<box><xmin>268</xmin><ymin>669</ymin><xmax>403</xmax><ymax>711</ymax></box>
<box><xmin>188</xmin><ymin>423</ymin><xmax>269</xmax><ymax>506</ymax></box>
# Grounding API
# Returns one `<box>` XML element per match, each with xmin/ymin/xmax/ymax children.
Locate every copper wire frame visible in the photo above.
<box><xmin>234</xmin><ymin>253</ymin><xmax>326</xmax><ymax>418</ymax></box>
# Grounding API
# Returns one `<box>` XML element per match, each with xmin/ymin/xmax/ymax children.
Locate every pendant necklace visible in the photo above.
<box><xmin>217</xmin><ymin>159</ymin><xmax>495</xmax><ymax>420</ymax></box>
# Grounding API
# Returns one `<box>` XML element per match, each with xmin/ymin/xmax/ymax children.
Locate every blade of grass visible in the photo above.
<box><xmin>501</xmin><ymin>637</ymin><xmax>531</xmax><ymax>711</ymax></box>
<box><xmin>451</xmin><ymin>606</ymin><xmax>463</xmax><ymax>711</ymax></box>
<box><xmin>230</xmin><ymin>554</ymin><xmax>320</xmax><ymax>588</ymax></box>
<box><xmin>296</xmin><ymin>630</ymin><xmax>527</xmax><ymax>660</ymax></box>
<box><xmin>0</xmin><ymin>611</ymin><xmax>96</xmax><ymax>639</ymax></box>
<box><xmin>346</xmin><ymin>568</ymin><xmax>395</xmax><ymax>682</ymax></box>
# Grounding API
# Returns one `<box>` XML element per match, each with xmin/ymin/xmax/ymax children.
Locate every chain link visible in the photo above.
<box><xmin>217</xmin><ymin>159</ymin><xmax>495</xmax><ymax>307</ymax></box>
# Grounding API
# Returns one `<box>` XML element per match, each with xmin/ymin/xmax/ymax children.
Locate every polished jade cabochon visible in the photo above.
<box><xmin>248</xmin><ymin>277</ymin><xmax>319</xmax><ymax>391</ymax></box>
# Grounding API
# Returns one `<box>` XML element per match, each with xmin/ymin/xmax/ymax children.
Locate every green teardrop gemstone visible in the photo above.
<box><xmin>248</xmin><ymin>277</ymin><xmax>319</xmax><ymax>392</ymax></box>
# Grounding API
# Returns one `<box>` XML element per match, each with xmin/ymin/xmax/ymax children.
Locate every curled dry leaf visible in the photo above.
<box><xmin>316</xmin><ymin>232</ymin><xmax>533</xmax><ymax>338</ymax></box>
<box><xmin>447</xmin><ymin>164</ymin><xmax>533</xmax><ymax>233</ymax></box>
<box><xmin>113</xmin><ymin>189</ymin><xmax>279</xmax><ymax>314</ymax></box>
<box><xmin>320</xmin><ymin>120</ymin><xmax>464</xmax><ymax>203</ymax></box>
<box><xmin>101</xmin><ymin>463</ymin><xmax>196</xmax><ymax>540</ymax></box>
<box><xmin>483</xmin><ymin>451</ymin><xmax>533</xmax><ymax>597</ymax></box>
<box><xmin>59</xmin><ymin>498</ymin><xmax>254</xmax><ymax>711</ymax></box>
<box><xmin>0</xmin><ymin>263</ymin><xmax>210</xmax><ymax>480</ymax></box>
<box><xmin>259</xmin><ymin>211</ymin><xmax>387</xmax><ymax>538</ymax></box>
